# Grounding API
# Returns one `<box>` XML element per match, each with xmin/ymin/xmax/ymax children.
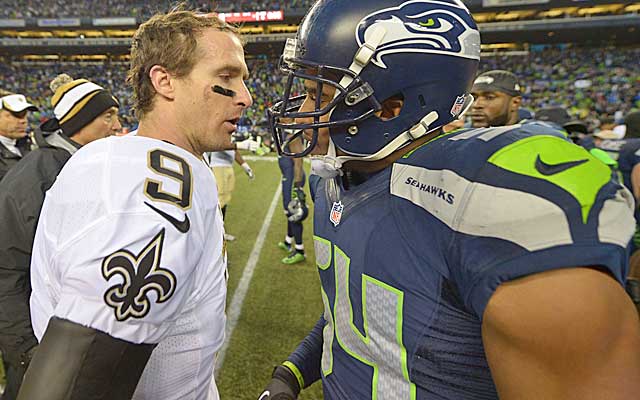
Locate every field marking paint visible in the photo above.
<box><xmin>214</xmin><ymin>182</ymin><xmax>283</xmax><ymax>377</ymax></box>
<box><xmin>241</xmin><ymin>155</ymin><xmax>312</xmax><ymax>164</ymax></box>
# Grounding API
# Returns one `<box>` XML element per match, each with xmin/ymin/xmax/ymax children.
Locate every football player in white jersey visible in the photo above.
<box><xmin>19</xmin><ymin>8</ymin><xmax>252</xmax><ymax>400</ymax></box>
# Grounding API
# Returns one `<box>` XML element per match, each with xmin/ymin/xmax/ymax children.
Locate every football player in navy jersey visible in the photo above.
<box><xmin>581</xmin><ymin>130</ymin><xmax>640</xmax><ymax>308</ymax></box>
<box><xmin>259</xmin><ymin>1</ymin><xmax>640</xmax><ymax>399</ymax></box>
<box><xmin>277</xmin><ymin>137</ymin><xmax>308</xmax><ymax>264</ymax></box>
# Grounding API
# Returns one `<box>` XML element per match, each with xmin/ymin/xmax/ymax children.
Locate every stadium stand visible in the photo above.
<box><xmin>1</xmin><ymin>45</ymin><xmax>637</xmax><ymax>131</ymax></box>
<box><xmin>0</xmin><ymin>0</ymin><xmax>316</xmax><ymax>18</ymax></box>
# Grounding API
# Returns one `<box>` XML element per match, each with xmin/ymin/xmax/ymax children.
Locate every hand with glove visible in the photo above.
<box><xmin>241</xmin><ymin>162</ymin><xmax>255</xmax><ymax>180</ymax></box>
<box><xmin>287</xmin><ymin>186</ymin><xmax>308</xmax><ymax>222</ymax></box>
<box><xmin>258</xmin><ymin>365</ymin><xmax>301</xmax><ymax>400</ymax></box>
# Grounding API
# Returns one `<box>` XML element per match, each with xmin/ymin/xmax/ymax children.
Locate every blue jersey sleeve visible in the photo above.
<box><xmin>285</xmin><ymin>316</ymin><xmax>324</xmax><ymax>389</ymax></box>
<box><xmin>450</xmin><ymin>134</ymin><xmax>635</xmax><ymax>319</ymax></box>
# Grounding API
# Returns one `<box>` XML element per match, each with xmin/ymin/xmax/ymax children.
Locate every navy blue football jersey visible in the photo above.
<box><xmin>610</xmin><ymin>138</ymin><xmax>640</xmax><ymax>196</ymax></box>
<box><xmin>309</xmin><ymin>123</ymin><xmax>634</xmax><ymax>399</ymax></box>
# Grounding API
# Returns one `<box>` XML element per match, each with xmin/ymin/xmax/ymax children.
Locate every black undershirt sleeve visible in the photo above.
<box><xmin>17</xmin><ymin>317</ymin><xmax>156</xmax><ymax>400</ymax></box>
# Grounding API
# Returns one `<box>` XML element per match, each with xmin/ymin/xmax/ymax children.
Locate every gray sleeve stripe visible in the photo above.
<box><xmin>391</xmin><ymin>164</ymin><xmax>575</xmax><ymax>252</ymax></box>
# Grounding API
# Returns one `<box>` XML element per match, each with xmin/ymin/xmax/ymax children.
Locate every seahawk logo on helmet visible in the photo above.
<box><xmin>268</xmin><ymin>0</ymin><xmax>480</xmax><ymax>160</ymax></box>
<box><xmin>356</xmin><ymin>0</ymin><xmax>480</xmax><ymax>68</ymax></box>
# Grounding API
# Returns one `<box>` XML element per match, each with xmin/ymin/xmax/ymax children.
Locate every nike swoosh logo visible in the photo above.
<box><xmin>145</xmin><ymin>202</ymin><xmax>190</xmax><ymax>234</ymax></box>
<box><xmin>258</xmin><ymin>390</ymin><xmax>270</xmax><ymax>400</ymax></box>
<box><xmin>534</xmin><ymin>155</ymin><xmax>588</xmax><ymax>176</ymax></box>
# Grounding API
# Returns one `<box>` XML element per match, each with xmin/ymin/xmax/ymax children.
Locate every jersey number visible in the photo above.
<box><xmin>144</xmin><ymin>149</ymin><xmax>193</xmax><ymax>210</ymax></box>
<box><xmin>315</xmin><ymin>236</ymin><xmax>416</xmax><ymax>400</ymax></box>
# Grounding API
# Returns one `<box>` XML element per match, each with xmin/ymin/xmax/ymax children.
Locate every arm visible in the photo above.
<box><xmin>0</xmin><ymin>183</ymin><xmax>44</xmax><ymax>357</ymax></box>
<box><xmin>293</xmin><ymin>158</ymin><xmax>304</xmax><ymax>187</ymax></box>
<box><xmin>482</xmin><ymin>267</ymin><xmax>640</xmax><ymax>400</ymax></box>
<box><xmin>18</xmin><ymin>317</ymin><xmax>155</xmax><ymax>400</ymax></box>
<box><xmin>235</xmin><ymin>151</ymin><xmax>254</xmax><ymax>179</ymax></box>
<box><xmin>631</xmin><ymin>163</ymin><xmax>640</xmax><ymax>202</ymax></box>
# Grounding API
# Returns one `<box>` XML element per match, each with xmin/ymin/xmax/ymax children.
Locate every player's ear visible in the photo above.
<box><xmin>149</xmin><ymin>65</ymin><xmax>175</xmax><ymax>100</ymax></box>
<box><xmin>511</xmin><ymin>96</ymin><xmax>522</xmax><ymax>112</ymax></box>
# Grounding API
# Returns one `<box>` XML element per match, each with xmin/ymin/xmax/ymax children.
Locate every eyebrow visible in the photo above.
<box><xmin>216</xmin><ymin>64</ymin><xmax>249</xmax><ymax>80</ymax></box>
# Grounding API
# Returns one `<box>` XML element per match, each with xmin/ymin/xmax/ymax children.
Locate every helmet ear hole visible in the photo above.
<box><xmin>376</xmin><ymin>94</ymin><xmax>404</xmax><ymax>121</ymax></box>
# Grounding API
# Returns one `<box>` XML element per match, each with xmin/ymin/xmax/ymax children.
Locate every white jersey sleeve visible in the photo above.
<box><xmin>31</xmin><ymin>135</ymin><xmax>227</xmax><ymax>346</ymax></box>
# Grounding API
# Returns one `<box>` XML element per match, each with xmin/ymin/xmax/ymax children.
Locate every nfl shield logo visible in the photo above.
<box><xmin>330</xmin><ymin>201</ymin><xmax>344</xmax><ymax>227</ymax></box>
<box><xmin>450</xmin><ymin>95</ymin><xmax>466</xmax><ymax>117</ymax></box>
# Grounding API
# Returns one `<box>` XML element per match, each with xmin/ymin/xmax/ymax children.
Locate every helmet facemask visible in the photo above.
<box><xmin>268</xmin><ymin>38</ymin><xmax>383</xmax><ymax>158</ymax></box>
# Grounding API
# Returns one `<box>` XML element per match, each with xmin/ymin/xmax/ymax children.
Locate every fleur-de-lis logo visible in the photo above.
<box><xmin>102</xmin><ymin>229</ymin><xmax>177</xmax><ymax>322</ymax></box>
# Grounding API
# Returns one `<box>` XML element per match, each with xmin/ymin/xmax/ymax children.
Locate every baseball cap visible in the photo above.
<box><xmin>0</xmin><ymin>94</ymin><xmax>37</xmax><ymax>113</ymax></box>
<box><xmin>471</xmin><ymin>70</ymin><xmax>521</xmax><ymax>97</ymax></box>
<box><xmin>536</xmin><ymin>106</ymin><xmax>588</xmax><ymax>134</ymax></box>
<box><xmin>536</xmin><ymin>106</ymin><xmax>571</xmax><ymax>126</ymax></box>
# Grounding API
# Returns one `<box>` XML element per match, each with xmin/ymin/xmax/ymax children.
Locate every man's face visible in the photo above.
<box><xmin>174</xmin><ymin>29</ymin><xmax>253</xmax><ymax>154</ymax></box>
<box><xmin>0</xmin><ymin>108</ymin><xmax>29</xmax><ymax>139</ymax></box>
<box><xmin>80</xmin><ymin>107</ymin><xmax>122</xmax><ymax>143</ymax></box>
<box><xmin>470</xmin><ymin>90</ymin><xmax>519</xmax><ymax>128</ymax></box>
<box><xmin>293</xmin><ymin>79</ymin><xmax>337</xmax><ymax>156</ymax></box>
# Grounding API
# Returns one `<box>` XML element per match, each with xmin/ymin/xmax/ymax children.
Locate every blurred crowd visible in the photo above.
<box><xmin>0</xmin><ymin>0</ymin><xmax>315</xmax><ymax>18</ymax></box>
<box><xmin>0</xmin><ymin>45</ymin><xmax>638</xmax><ymax>134</ymax></box>
<box><xmin>481</xmin><ymin>46</ymin><xmax>640</xmax><ymax>132</ymax></box>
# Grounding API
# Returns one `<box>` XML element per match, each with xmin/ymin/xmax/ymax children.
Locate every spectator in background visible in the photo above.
<box><xmin>0</xmin><ymin>90</ymin><xmax>37</xmax><ymax>181</ymax></box>
<box><xmin>536</xmin><ymin>106</ymin><xmax>589</xmax><ymax>138</ymax></box>
<box><xmin>622</xmin><ymin>110</ymin><xmax>640</xmax><ymax>138</ymax></box>
<box><xmin>0</xmin><ymin>73</ymin><xmax>120</xmax><ymax>400</ymax></box>
<box><xmin>470</xmin><ymin>70</ymin><xmax>522</xmax><ymax>128</ymax></box>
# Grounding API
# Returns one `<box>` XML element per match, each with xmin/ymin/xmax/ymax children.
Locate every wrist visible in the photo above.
<box><xmin>273</xmin><ymin>363</ymin><xmax>302</xmax><ymax>394</ymax></box>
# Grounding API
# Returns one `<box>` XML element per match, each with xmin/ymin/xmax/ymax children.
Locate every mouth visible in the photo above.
<box><xmin>224</xmin><ymin>118</ymin><xmax>240</xmax><ymax>133</ymax></box>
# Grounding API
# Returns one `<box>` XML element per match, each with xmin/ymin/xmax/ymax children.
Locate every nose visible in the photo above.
<box><xmin>472</xmin><ymin>97</ymin><xmax>485</xmax><ymax>110</ymax></box>
<box><xmin>236</xmin><ymin>82</ymin><xmax>253</xmax><ymax>109</ymax></box>
<box><xmin>112</xmin><ymin>116</ymin><xmax>122</xmax><ymax>132</ymax></box>
<box><xmin>294</xmin><ymin>95</ymin><xmax>315</xmax><ymax>126</ymax></box>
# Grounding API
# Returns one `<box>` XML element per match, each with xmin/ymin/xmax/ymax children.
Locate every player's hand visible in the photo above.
<box><xmin>236</xmin><ymin>138</ymin><xmax>261</xmax><ymax>152</ymax></box>
<box><xmin>287</xmin><ymin>187</ymin><xmax>308</xmax><ymax>222</ymax></box>
<box><xmin>258</xmin><ymin>365</ymin><xmax>300</xmax><ymax>400</ymax></box>
<box><xmin>241</xmin><ymin>162</ymin><xmax>255</xmax><ymax>180</ymax></box>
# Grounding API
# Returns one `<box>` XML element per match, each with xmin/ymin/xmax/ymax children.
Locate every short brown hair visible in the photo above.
<box><xmin>127</xmin><ymin>6</ymin><xmax>239</xmax><ymax>120</ymax></box>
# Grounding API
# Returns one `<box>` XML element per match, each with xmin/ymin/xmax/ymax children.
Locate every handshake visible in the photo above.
<box><xmin>257</xmin><ymin>365</ymin><xmax>301</xmax><ymax>400</ymax></box>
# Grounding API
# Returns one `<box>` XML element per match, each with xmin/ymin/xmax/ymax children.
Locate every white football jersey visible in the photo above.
<box><xmin>206</xmin><ymin>150</ymin><xmax>235</xmax><ymax>167</ymax></box>
<box><xmin>30</xmin><ymin>135</ymin><xmax>227</xmax><ymax>400</ymax></box>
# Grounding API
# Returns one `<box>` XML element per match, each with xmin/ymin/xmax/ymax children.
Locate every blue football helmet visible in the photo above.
<box><xmin>268</xmin><ymin>0</ymin><xmax>481</xmax><ymax>160</ymax></box>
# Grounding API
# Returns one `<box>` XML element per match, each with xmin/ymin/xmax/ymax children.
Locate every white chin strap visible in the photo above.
<box><xmin>311</xmin><ymin>110</ymin><xmax>440</xmax><ymax>179</ymax></box>
<box><xmin>310</xmin><ymin>139</ymin><xmax>344</xmax><ymax>179</ymax></box>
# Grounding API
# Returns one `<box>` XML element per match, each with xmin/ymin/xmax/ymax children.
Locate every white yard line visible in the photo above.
<box><xmin>241</xmin><ymin>155</ymin><xmax>312</xmax><ymax>164</ymax></box>
<box><xmin>214</xmin><ymin>183</ymin><xmax>283</xmax><ymax>376</ymax></box>
<box><xmin>242</xmin><ymin>155</ymin><xmax>278</xmax><ymax>162</ymax></box>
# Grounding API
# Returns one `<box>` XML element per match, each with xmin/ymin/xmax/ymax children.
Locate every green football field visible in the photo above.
<box><xmin>217</xmin><ymin>157</ymin><xmax>324</xmax><ymax>399</ymax></box>
<box><xmin>1</xmin><ymin>156</ymin><xmax>324</xmax><ymax>399</ymax></box>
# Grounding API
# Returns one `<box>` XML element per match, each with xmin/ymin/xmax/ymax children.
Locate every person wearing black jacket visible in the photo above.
<box><xmin>0</xmin><ymin>91</ymin><xmax>38</xmax><ymax>182</ymax></box>
<box><xmin>0</xmin><ymin>74</ymin><xmax>120</xmax><ymax>400</ymax></box>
